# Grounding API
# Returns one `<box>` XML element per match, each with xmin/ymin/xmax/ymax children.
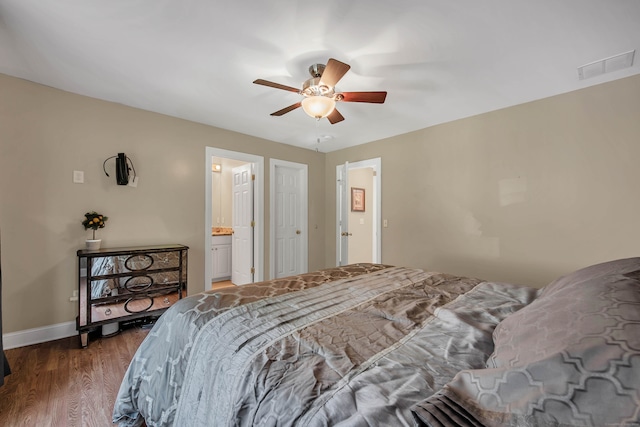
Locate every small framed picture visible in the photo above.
<box><xmin>351</xmin><ymin>187</ymin><xmax>365</xmax><ymax>212</ymax></box>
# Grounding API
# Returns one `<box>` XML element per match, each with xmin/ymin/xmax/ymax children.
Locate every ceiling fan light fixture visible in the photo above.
<box><xmin>253</xmin><ymin>57</ymin><xmax>386</xmax><ymax>124</ymax></box>
<box><xmin>301</xmin><ymin>96</ymin><xmax>336</xmax><ymax>119</ymax></box>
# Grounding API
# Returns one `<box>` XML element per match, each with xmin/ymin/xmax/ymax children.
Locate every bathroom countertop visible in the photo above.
<box><xmin>212</xmin><ymin>227</ymin><xmax>232</xmax><ymax>236</ymax></box>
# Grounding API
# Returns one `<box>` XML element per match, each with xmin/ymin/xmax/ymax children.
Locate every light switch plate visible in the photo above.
<box><xmin>73</xmin><ymin>170</ymin><xmax>84</xmax><ymax>184</ymax></box>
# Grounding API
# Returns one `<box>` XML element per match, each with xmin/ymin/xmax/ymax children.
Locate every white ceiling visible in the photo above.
<box><xmin>1</xmin><ymin>1</ymin><xmax>639</xmax><ymax>153</ymax></box>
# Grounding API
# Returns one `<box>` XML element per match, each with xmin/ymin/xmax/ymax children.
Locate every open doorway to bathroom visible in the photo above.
<box><xmin>204</xmin><ymin>147</ymin><xmax>264</xmax><ymax>292</ymax></box>
<box><xmin>336</xmin><ymin>158</ymin><xmax>381</xmax><ymax>266</ymax></box>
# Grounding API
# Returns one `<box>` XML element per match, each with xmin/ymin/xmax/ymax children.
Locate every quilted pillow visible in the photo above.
<box><xmin>412</xmin><ymin>257</ymin><xmax>640</xmax><ymax>427</ymax></box>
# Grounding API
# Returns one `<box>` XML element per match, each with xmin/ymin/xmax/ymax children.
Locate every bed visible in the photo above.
<box><xmin>113</xmin><ymin>258</ymin><xmax>640</xmax><ymax>427</ymax></box>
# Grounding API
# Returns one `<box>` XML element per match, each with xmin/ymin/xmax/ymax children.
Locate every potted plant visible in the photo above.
<box><xmin>82</xmin><ymin>211</ymin><xmax>108</xmax><ymax>250</ymax></box>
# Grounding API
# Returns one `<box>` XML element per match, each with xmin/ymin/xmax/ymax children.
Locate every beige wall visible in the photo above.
<box><xmin>326</xmin><ymin>74</ymin><xmax>640</xmax><ymax>288</ymax></box>
<box><xmin>0</xmin><ymin>74</ymin><xmax>326</xmax><ymax>334</ymax></box>
<box><xmin>3</xmin><ymin>71</ymin><xmax>640</xmax><ymax>336</ymax></box>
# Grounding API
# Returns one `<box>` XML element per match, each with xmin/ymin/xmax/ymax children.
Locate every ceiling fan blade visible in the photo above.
<box><xmin>320</xmin><ymin>58</ymin><xmax>351</xmax><ymax>87</ymax></box>
<box><xmin>327</xmin><ymin>108</ymin><xmax>345</xmax><ymax>124</ymax></box>
<box><xmin>253</xmin><ymin>79</ymin><xmax>300</xmax><ymax>93</ymax></box>
<box><xmin>340</xmin><ymin>91</ymin><xmax>387</xmax><ymax>103</ymax></box>
<box><xmin>271</xmin><ymin>102</ymin><xmax>302</xmax><ymax>116</ymax></box>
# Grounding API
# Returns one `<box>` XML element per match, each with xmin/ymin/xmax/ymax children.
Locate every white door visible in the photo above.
<box><xmin>232</xmin><ymin>164</ymin><xmax>254</xmax><ymax>285</ymax></box>
<box><xmin>272</xmin><ymin>162</ymin><xmax>307</xmax><ymax>278</ymax></box>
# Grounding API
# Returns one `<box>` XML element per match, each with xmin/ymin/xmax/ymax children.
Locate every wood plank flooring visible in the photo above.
<box><xmin>211</xmin><ymin>280</ymin><xmax>234</xmax><ymax>290</ymax></box>
<box><xmin>2</xmin><ymin>284</ymin><xmax>235</xmax><ymax>426</ymax></box>
<box><xmin>0</xmin><ymin>325</ymin><xmax>149</xmax><ymax>427</ymax></box>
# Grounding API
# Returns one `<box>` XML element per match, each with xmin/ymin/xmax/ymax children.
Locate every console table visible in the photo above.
<box><xmin>76</xmin><ymin>244</ymin><xmax>188</xmax><ymax>347</ymax></box>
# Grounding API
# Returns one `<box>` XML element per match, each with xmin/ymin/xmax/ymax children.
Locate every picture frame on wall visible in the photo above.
<box><xmin>351</xmin><ymin>187</ymin><xmax>365</xmax><ymax>212</ymax></box>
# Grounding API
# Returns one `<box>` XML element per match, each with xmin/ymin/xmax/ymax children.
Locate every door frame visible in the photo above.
<box><xmin>205</xmin><ymin>147</ymin><xmax>264</xmax><ymax>291</ymax></box>
<box><xmin>269</xmin><ymin>159</ymin><xmax>308</xmax><ymax>279</ymax></box>
<box><xmin>336</xmin><ymin>158</ymin><xmax>382</xmax><ymax>266</ymax></box>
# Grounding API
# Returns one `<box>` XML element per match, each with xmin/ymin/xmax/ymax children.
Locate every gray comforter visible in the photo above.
<box><xmin>113</xmin><ymin>264</ymin><xmax>537</xmax><ymax>426</ymax></box>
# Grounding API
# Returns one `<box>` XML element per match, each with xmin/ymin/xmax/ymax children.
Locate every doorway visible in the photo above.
<box><xmin>336</xmin><ymin>158</ymin><xmax>381</xmax><ymax>266</ymax></box>
<box><xmin>204</xmin><ymin>147</ymin><xmax>264</xmax><ymax>291</ymax></box>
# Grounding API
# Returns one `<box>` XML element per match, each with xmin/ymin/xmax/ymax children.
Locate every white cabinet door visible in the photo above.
<box><xmin>212</xmin><ymin>244</ymin><xmax>232</xmax><ymax>280</ymax></box>
<box><xmin>212</xmin><ymin>235</ymin><xmax>232</xmax><ymax>280</ymax></box>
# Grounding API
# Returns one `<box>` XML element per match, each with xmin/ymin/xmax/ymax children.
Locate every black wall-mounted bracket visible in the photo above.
<box><xmin>103</xmin><ymin>153</ymin><xmax>136</xmax><ymax>185</ymax></box>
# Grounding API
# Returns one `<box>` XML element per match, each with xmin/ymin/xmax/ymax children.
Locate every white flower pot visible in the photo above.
<box><xmin>85</xmin><ymin>239</ymin><xmax>102</xmax><ymax>250</ymax></box>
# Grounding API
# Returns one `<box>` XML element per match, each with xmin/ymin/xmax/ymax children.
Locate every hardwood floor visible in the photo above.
<box><xmin>1</xmin><ymin>284</ymin><xmax>237</xmax><ymax>426</ymax></box>
<box><xmin>0</xmin><ymin>325</ymin><xmax>149</xmax><ymax>426</ymax></box>
<box><xmin>211</xmin><ymin>279</ymin><xmax>234</xmax><ymax>290</ymax></box>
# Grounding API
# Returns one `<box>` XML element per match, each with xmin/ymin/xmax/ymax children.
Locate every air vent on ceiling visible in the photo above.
<box><xmin>577</xmin><ymin>50</ymin><xmax>635</xmax><ymax>80</ymax></box>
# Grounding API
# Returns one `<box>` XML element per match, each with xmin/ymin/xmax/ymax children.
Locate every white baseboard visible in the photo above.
<box><xmin>2</xmin><ymin>321</ymin><xmax>77</xmax><ymax>350</ymax></box>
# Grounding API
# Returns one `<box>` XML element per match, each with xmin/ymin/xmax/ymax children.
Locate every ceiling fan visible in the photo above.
<box><xmin>253</xmin><ymin>58</ymin><xmax>387</xmax><ymax>124</ymax></box>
